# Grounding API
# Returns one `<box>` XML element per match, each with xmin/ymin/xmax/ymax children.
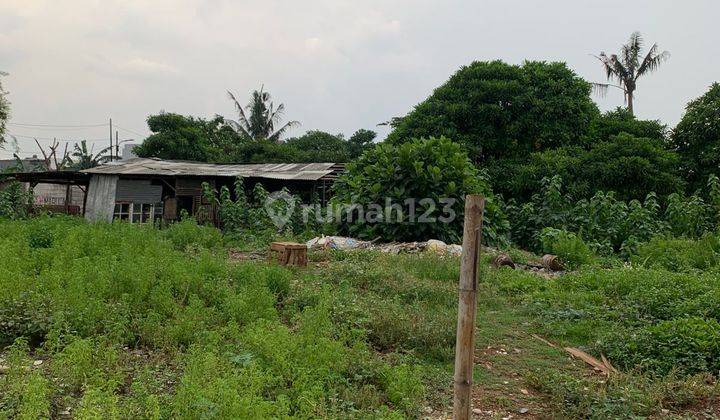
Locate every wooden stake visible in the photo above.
<box><xmin>453</xmin><ymin>195</ymin><xmax>485</xmax><ymax>420</ymax></box>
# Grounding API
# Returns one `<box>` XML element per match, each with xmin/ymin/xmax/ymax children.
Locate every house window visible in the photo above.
<box><xmin>114</xmin><ymin>203</ymin><xmax>130</xmax><ymax>221</ymax></box>
<box><xmin>113</xmin><ymin>202</ymin><xmax>163</xmax><ymax>223</ymax></box>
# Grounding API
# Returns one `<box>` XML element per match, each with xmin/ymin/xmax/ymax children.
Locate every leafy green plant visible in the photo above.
<box><xmin>539</xmin><ymin>228</ymin><xmax>594</xmax><ymax>269</ymax></box>
<box><xmin>332</xmin><ymin>136</ymin><xmax>508</xmax><ymax>244</ymax></box>
<box><xmin>161</xmin><ymin>218</ymin><xmax>224</xmax><ymax>251</ymax></box>
<box><xmin>0</xmin><ymin>339</ymin><xmax>52</xmax><ymax>420</ymax></box>
<box><xmin>664</xmin><ymin>193</ymin><xmax>712</xmax><ymax>238</ymax></box>
<box><xmin>632</xmin><ymin>235</ymin><xmax>720</xmax><ymax>272</ymax></box>
<box><xmin>0</xmin><ymin>181</ymin><xmax>32</xmax><ymax>219</ymax></box>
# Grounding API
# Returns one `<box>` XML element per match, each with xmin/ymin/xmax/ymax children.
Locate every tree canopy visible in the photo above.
<box><xmin>0</xmin><ymin>72</ymin><xmax>9</xmax><ymax>147</ymax></box>
<box><xmin>671</xmin><ymin>83</ymin><xmax>720</xmax><ymax>191</ymax></box>
<box><xmin>134</xmin><ymin>113</ymin><xmax>240</xmax><ymax>162</ymax></box>
<box><xmin>508</xmin><ymin>133</ymin><xmax>683</xmax><ymax>201</ymax></box>
<box><xmin>493</xmin><ymin>109</ymin><xmax>678</xmax><ymax>201</ymax></box>
<box><xmin>386</xmin><ymin>60</ymin><xmax>598</xmax><ymax>163</ymax></box>
<box><xmin>135</xmin><ymin>112</ymin><xmax>373</xmax><ymax>164</ymax></box>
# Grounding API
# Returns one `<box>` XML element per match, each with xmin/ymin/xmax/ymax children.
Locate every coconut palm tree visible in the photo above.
<box><xmin>594</xmin><ymin>32</ymin><xmax>669</xmax><ymax>115</ymax></box>
<box><xmin>227</xmin><ymin>86</ymin><xmax>300</xmax><ymax>143</ymax></box>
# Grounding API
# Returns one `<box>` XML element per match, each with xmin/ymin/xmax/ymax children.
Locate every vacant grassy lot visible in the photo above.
<box><xmin>1</xmin><ymin>217</ymin><xmax>719</xmax><ymax>418</ymax></box>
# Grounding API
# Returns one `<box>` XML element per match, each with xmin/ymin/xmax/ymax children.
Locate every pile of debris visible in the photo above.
<box><xmin>306</xmin><ymin>235</ymin><xmax>567</xmax><ymax>276</ymax></box>
<box><xmin>306</xmin><ymin>236</ymin><xmax>463</xmax><ymax>256</ymax></box>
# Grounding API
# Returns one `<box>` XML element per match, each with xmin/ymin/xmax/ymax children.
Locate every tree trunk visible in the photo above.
<box><xmin>627</xmin><ymin>90</ymin><xmax>634</xmax><ymax>116</ymax></box>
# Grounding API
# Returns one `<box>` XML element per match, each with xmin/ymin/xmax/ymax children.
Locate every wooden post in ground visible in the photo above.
<box><xmin>453</xmin><ymin>195</ymin><xmax>485</xmax><ymax>420</ymax></box>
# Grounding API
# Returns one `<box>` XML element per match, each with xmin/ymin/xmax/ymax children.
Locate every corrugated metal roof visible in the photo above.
<box><xmin>81</xmin><ymin>158</ymin><xmax>342</xmax><ymax>181</ymax></box>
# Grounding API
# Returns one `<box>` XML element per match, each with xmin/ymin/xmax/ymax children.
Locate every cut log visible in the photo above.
<box><xmin>268</xmin><ymin>242</ymin><xmax>308</xmax><ymax>267</ymax></box>
<box><xmin>542</xmin><ymin>254</ymin><xmax>564</xmax><ymax>271</ymax></box>
<box><xmin>491</xmin><ymin>253</ymin><xmax>515</xmax><ymax>269</ymax></box>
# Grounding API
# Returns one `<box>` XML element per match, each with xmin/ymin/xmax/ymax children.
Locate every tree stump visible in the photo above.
<box><xmin>491</xmin><ymin>253</ymin><xmax>515</xmax><ymax>269</ymax></box>
<box><xmin>269</xmin><ymin>242</ymin><xmax>308</xmax><ymax>267</ymax></box>
<box><xmin>542</xmin><ymin>254</ymin><xmax>564</xmax><ymax>271</ymax></box>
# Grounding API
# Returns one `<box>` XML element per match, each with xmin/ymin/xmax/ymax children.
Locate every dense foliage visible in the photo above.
<box><xmin>332</xmin><ymin>137</ymin><xmax>507</xmax><ymax>244</ymax></box>
<box><xmin>671</xmin><ymin>83</ymin><xmax>720</xmax><ymax>191</ymax></box>
<box><xmin>134</xmin><ymin>113</ymin><xmax>237</xmax><ymax>161</ymax></box>
<box><xmin>135</xmin><ymin>113</ymin><xmax>372</xmax><ymax>164</ymax></box>
<box><xmin>386</xmin><ymin>60</ymin><xmax>598</xmax><ymax>162</ymax></box>
<box><xmin>0</xmin><ymin>218</ymin><xmax>430</xmax><ymax>418</ymax></box>
<box><xmin>586</xmin><ymin>107</ymin><xmax>667</xmax><ymax>143</ymax></box>
<box><xmin>503</xmin><ymin>175</ymin><xmax>719</xmax><ymax>256</ymax></box>
<box><xmin>503</xmin><ymin>132</ymin><xmax>683</xmax><ymax>201</ymax></box>
<box><xmin>0</xmin><ymin>181</ymin><xmax>31</xmax><ymax>219</ymax></box>
<box><xmin>0</xmin><ymin>71</ymin><xmax>8</xmax><ymax>144</ymax></box>
<box><xmin>2</xmin><ymin>217</ymin><xmax>720</xmax><ymax>417</ymax></box>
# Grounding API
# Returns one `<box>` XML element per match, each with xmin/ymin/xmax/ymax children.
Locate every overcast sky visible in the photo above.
<box><xmin>1</xmin><ymin>0</ymin><xmax>717</xmax><ymax>158</ymax></box>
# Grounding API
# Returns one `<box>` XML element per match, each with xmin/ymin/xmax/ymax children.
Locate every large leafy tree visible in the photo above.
<box><xmin>227</xmin><ymin>86</ymin><xmax>300</xmax><ymax>143</ymax></box>
<box><xmin>670</xmin><ymin>83</ymin><xmax>720</xmax><ymax>191</ymax></box>
<box><xmin>0</xmin><ymin>72</ymin><xmax>10</xmax><ymax>147</ymax></box>
<box><xmin>594</xmin><ymin>32</ymin><xmax>669</xmax><ymax>115</ymax></box>
<box><xmin>509</xmin><ymin>133</ymin><xmax>683</xmax><ymax>201</ymax></box>
<box><xmin>284</xmin><ymin>131</ymin><xmax>352</xmax><ymax>163</ymax></box>
<box><xmin>134</xmin><ymin>113</ymin><xmax>241</xmax><ymax>161</ymax></box>
<box><xmin>386</xmin><ymin>60</ymin><xmax>598</xmax><ymax>163</ymax></box>
<box><xmin>492</xmin><ymin>108</ymin><xmax>671</xmax><ymax>200</ymax></box>
<box><xmin>585</xmin><ymin>107</ymin><xmax>667</xmax><ymax>144</ymax></box>
<box><xmin>347</xmin><ymin>129</ymin><xmax>376</xmax><ymax>157</ymax></box>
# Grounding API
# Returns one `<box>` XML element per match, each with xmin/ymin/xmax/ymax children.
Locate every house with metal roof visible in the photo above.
<box><xmin>1</xmin><ymin>158</ymin><xmax>345</xmax><ymax>223</ymax></box>
<box><xmin>82</xmin><ymin>158</ymin><xmax>344</xmax><ymax>223</ymax></box>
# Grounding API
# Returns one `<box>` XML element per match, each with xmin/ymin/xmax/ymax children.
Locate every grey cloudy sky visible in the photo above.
<box><xmin>1</xmin><ymin>0</ymin><xmax>717</xmax><ymax>158</ymax></box>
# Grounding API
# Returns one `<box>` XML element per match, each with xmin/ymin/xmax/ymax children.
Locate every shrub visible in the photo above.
<box><xmin>632</xmin><ymin>235</ymin><xmax>720</xmax><ymax>272</ymax></box>
<box><xmin>539</xmin><ymin>228</ymin><xmax>594</xmax><ymax>269</ymax></box>
<box><xmin>664</xmin><ymin>193</ymin><xmax>713</xmax><ymax>238</ymax></box>
<box><xmin>503</xmin><ymin>175</ymin><xmax>718</xmax><ymax>256</ymax></box>
<box><xmin>603</xmin><ymin>317</ymin><xmax>720</xmax><ymax>376</ymax></box>
<box><xmin>161</xmin><ymin>218</ymin><xmax>224</xmax><ymax>251</ymax></box>
<box><xmin>380</xmin><ymin>364</ymin><xmax>425</xmax><ymax>415</ymax></box>
<box><xmin>331</xmin><ymin>136</ymin><xmax>508</xmax><ymax>244</ymax></box>
<box><xmin>203</xmin><ymin>178</ymin><xmax>310</xmax><ymax>239</ymax></box>
<box><xmin>0</xmin><ymin>181</ymin><xmax>32</xmax><ymax>219</ymax></box>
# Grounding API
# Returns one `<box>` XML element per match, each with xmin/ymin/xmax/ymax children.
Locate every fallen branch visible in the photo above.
<box><xmin>532</xmin><ymin>334</ymin><xmax>618</xmax><ymax>375</ymax></box>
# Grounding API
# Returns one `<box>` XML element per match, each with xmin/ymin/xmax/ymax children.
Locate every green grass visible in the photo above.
<box><xmin>1</xmin><ymin>216</ymin><xmax>720</xmax><ymax>418</ymax></box>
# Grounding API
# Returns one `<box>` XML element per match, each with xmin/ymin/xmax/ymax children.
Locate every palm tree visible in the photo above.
<box><xmin>227</xmin><ymin>85</ymin><xmax>300</xmax><ymax>142</ymax></box>
<box><xmin>594</xmin><ymin>32</ymin><xmax>669</xmax><ymax>115</ymax></box>
<box><xmin>70</xmin><ymin>140</ymin><xmax>112</xmax><ymax>170</ymax></box>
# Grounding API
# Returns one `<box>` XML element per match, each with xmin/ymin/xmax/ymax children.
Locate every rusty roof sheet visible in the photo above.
<box><xmin>81</xmin><ymin>158</ymin><xmax>341</xmax><ymax>181</ymax></box>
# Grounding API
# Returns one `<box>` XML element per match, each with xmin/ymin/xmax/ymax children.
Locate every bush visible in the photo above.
<box><xmin>632</xmin><ymin>235</ymin><xmax>720</xmax><ymax>272</ymax></box>
<box><xmin>0</xmin><ymin>181</ymin><xmax>32</xmax><ymax>219</ymax></box>
<box><xmin>503</xmin><ymin>175</ymin><xmax>719</xmax><ymax>256</ymax></box>
<box><xmin>331</xmin><ymin>136</ymin><xmax>508</xmax><ymax>244</ymax></box>
<box><xmin>603</xmin><ymin>317</ymin><xmax>720</xmax><ymax>376</ymax></box>
<box><xmin>161</xmin><ymin>218</ymin><xmax>224</xmax><ymax>251</ymax></box>
<box><xmin>539</xmin><ymin>228</ymin><xmax>594</xmax><ymax>269</ymax></box>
